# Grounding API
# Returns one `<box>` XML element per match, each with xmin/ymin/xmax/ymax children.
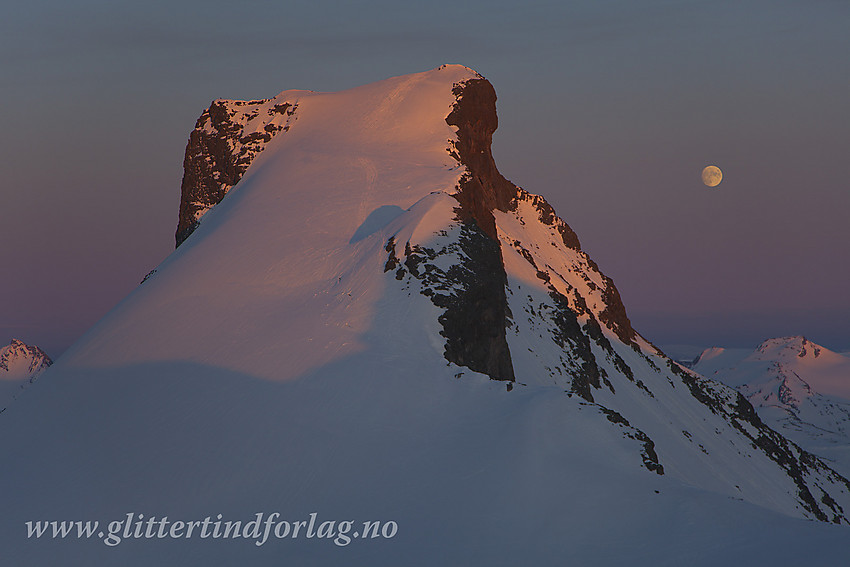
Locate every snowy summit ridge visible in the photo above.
<box><xmin>3</xmin><ymin>66</ymin><xmax>850</xmax><ymax>565</ymax></box>
<box><xmin>176</xmin><ymin>64</ymin><xmax>484</xmax><ymax>247</ymax></box>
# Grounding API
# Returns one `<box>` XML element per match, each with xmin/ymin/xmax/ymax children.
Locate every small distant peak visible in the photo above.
<box><xmin>3</xmin><ymin>338</ymin><xmax>52</xmax><ymax>359</ymax></box>
<box><xmin>753</xmin><ymin>336</ymin><xmax>825</xmax><ymax>361</ymax></box>
<box><xmin>693</xmin><ymin>346</ymin><xmax>725</xmax><ymax>365</ymax></box>
<box><xmin>1</xmin><ymin>338</ymin><xmax>53</xmax><ymax>377</ymax></box>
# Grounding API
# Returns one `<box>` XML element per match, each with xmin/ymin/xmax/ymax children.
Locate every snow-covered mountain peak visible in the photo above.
<box><xmin>0</xmin><ymin>338</ymin><xmax>52</xmax><ymax>412</ymax></box>
<box><xmin>62</xmin><ymin>65</ymin><xmax>850</xmax><ymax>523</ymax></box>
<box><xmin>752</xmin><ymin>336</ymin><xmax>822</xmax><ymax>361</ymax></box>
<box><xmin>176</xmin><ymin>64</ymin><xmax>482</xmax><ymax>246</ymax></box>
<box><xmin>5</xmin><ymin>68</ymin><xmax>850</xmax><ymax>564</ymax></box>
<box><xmin>748</xmin><ymin>337</ymin><xmax>850</xmax><ymax>394</ymax></box>
<box><xmin>693</xmin><ymin>346</ymin><xmax>727</xmax><ymax>365</ymax></box>
<box><xmin>0</xmin><ymin>338</ymin><xmax>52</xmax><ymax>379</ymax></box>
<box><xmin>694</xmin><ymin>337</ymin><xmax>850</xmax><ymax>476</ymax></box>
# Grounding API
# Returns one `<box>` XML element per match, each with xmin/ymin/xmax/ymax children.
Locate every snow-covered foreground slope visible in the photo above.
<box><xmin>6</xmin><ymin>358</ymin><xmax>850</xmax><ymax>566</ymax></box>
<box><xmin>695</xmin><ymin>336</ymin><xmax>850</xmax><ymax>477</ymax></box>
<box><xmin>3</xmin><ymin>66</ymin><xmax>849</xmax><ymax>565</ymax></box>
<box><xmin>0</xmin><ymin>338</ymin><xmax>51</xmax><ymax>412</ymax></box>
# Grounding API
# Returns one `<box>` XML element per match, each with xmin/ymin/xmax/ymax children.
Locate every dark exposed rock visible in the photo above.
<box><xmin>435</xmin><ymin>222</ymin><xmax>515</xmax><ymax>381</ymax></box>
<box><xmin>548</xmin><ymin>291</ymin><xmax>602</xmax><ymax>401</ymax></box>
<box><xmin>599</xmin><ymin>406</ymin><xmax>665</xmax><ymax>475</ymax></box>
<box><xmin>176</xmin><ymin>98</ymin><xmax>296</xmax><ymax>247</ymax></box>
<box><xmin>386</xmin><ymin>222</ymin><xmax>515</xmax><ymax>382</ymax></box>
<box><xmin>418</xmin><ymin>77</ymin><xmax>520</xmax><ymax>382</ymax></box>
<box><xmin>446</xmin><ymin>79</ymin><xmax>518</xmax><ymax>240</ymax></box>
<box><xmin>597</xmin><ymin>278</ymin><xmax>636</xmax><ymax>346</ymax></box>
<box><xmin>437</xmin><ymin>77</ymin><xmax>636</xmax><ymax>385</ymax></box>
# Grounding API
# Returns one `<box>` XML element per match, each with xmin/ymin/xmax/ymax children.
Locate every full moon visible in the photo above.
<box><xmin>701</xmin><ymin>165</ymin><xmax>723</xmax><ymax>187</ymax></box>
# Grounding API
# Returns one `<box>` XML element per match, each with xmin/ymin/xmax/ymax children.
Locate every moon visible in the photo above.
<box><xmin>701</xmin><ymin>165</ymin><xmax>722</xmax><ymax>187</ymax></box>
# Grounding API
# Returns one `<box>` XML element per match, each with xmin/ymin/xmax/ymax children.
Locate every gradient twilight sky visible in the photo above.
<box><xmin>2</xmin><ymin>0</ymin><xmax>849</xmax><ymax>357</ymax></box>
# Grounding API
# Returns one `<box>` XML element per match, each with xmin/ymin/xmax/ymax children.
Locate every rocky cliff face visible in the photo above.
<box><xmin>176</xmin><ymin>97</ymin><xmax>298</xmax><ymax>246</ymax></box>
<box><xmin>434</xmin><ymin>77</ymin><xmax>518</xmax><ymax>381</ymax></box>
<box><xmin>432</xmin><ymin>76</ymin><xmax>636</xmax><ymax>383</ymax></box>
<box><xmin>446</xmin><ymin>78</ymin><xmax>516</xmax><ymax>238</ymax></box>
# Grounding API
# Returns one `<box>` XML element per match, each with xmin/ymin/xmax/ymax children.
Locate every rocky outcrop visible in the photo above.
<box><xmin>176</xmin><ymin>98</ymin><xmax>297</xmax><ymax>246</ymax></box>
<box><xmin>440</xmin><ymin>76</ymin><xmax>636</xmax><ymax>382</ymax></box>
<box><xmin>432</xmin><ymin>77</ymin><xmax>519</xmax><ymax>381</ymax></box>
<box><xmin>384</xmin><ymin>222</ymin><xmax>516</xmax><ymax>383</ymax></box>
<box><xmin>446</xmin><ymin>78</ymin><xmax>517</xmax><ymax>240</ymax></box>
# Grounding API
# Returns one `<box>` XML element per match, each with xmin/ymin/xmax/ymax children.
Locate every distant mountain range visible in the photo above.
<box><xmin>693</xmin><ymin>336</ymin><xmax>850</xmax><ymax>477</ymax></box>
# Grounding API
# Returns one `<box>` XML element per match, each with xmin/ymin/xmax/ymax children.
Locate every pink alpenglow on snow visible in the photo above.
<box><xmin>3</xmin><ymin>67</ymin><xmax>850</xmax><ymax>566</ymax></box>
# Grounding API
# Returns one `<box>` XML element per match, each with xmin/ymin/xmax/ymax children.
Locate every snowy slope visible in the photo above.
<box><xmin>0</xmin><ymin>338</ymin><xmax>51</xmax><ymax>412</ymax></box>
<box><xmin>2</xmin><ymin>66</ymin><xmax>849</xmax><ymax>565</ymax></box>
<box><xmin>694</xmin><ymin>336</ymin><xmax>850</xmax><ymax>476</ymax></box>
